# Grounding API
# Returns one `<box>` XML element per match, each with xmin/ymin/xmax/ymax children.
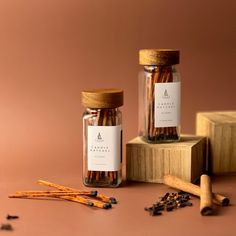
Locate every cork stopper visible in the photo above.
<box><xmin>139</xmin><ymin>49</ymin><xmax>180</xmax><ymax>66</ymax></box>
<box><xmin>81</xmin><ymin>89</ymin><xmax>123</xmax><ymax>108</ymax></box>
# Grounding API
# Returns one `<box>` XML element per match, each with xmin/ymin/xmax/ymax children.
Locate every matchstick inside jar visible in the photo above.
<box><xmin>139</xmin><ymin>49</ymin><xmax>181</xmax><ymax>143</ymax></box>
<box><xmin>81</xmin><ymin>89</ymin><xmax>123</xmax><ymax>187</ymax></box>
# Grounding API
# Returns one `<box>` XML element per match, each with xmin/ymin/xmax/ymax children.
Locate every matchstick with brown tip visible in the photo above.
<box><xmin>38</xmin><ymin>180</ymin><xmax>115</xmax><ymax>204</ymax></box>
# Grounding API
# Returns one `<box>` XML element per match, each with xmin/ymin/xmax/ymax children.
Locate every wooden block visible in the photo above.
<box><xmin>196</xmin><ymin>111</ymin><xmax>236</xmax><ymax>174</ymax></box>
<box><xmin>126</xmin><ymin>135</ymin><xmax>206</xmax><ymax>183</ymax></box>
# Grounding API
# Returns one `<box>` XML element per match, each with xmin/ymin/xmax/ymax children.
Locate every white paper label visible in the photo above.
<box><xmin>87</xmin><ymin>125</ymin><xmax>122</xmax><ymax>171</ymax></box>
<box><xmin>154</xmin><ymin>82</ymin><xmax>180</xmax><ymax>127</ymax></box>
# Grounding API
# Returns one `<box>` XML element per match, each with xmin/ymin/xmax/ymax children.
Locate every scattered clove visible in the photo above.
<box><xmin>6</xmin><ymin>214</ymin><xmax>19</xmax><ymax>220</ymax></box>
<box><xmin>145</xmin><ymin>192</ymin><xmax>192</xmax><ymax>216</ymax></box>
<box><xmin>1</xmin><ymin>223</ymin><xmax>13</xmax><ymax>231</ymax></box>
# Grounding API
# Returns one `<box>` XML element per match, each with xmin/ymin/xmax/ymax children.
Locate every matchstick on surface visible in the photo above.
<box><xmin>9</xmin><ymin>180</ymin><xmax>117</xmax><ymax>209</ymax></box>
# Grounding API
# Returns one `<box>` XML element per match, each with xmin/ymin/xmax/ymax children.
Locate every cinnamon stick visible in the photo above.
<box><xmin>200</xmin><ymin>175</ymin><xmax>213</xmax><ymax>215</ymax></box>
<box><xmin>163</xmin><ymin>175</ymin><xmax>229</xmax><ymax>206</ymax></box>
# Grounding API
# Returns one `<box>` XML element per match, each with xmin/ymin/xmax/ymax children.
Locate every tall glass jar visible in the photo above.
<box><xmin>139</xmin><ymin>49</ymin><xmax>181</xmax><ymax>143</ymax></box>
<box><xmin>81</xmin><ymin>89</ymin><xmax>123</xmax><ymax>187</ymax></box>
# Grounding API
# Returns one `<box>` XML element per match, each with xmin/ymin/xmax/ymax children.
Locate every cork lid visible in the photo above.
<box><xmin>81</xmin><ymin>89</ymin><xmax>124</xmax><ymax>108</ymax></box>
<box><xmin>139</xmin><ymin>49</ymin><xmax>180</xmax><ymax>66</ymax></box>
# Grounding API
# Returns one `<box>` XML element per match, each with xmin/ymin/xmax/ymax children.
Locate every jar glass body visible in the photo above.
<box><xmin>138</xmin><ymin>65</ymin><xmax>181</xmax><ymax>143</ymax></box>
<box><xmin>83</xmin><ymin>108</ymin><xmax>122</xmax><ymax>187</ymax></box>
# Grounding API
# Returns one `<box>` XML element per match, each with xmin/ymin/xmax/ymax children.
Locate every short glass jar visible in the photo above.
<box><xmin>139</xmin><ymin>49</ymin><xmax>181</xmax><ymax>143</ymax></box>
<box><xmin>81</xmin><ymin>89</ymin><xmax>123</xmax><ymax>187</ymax></box>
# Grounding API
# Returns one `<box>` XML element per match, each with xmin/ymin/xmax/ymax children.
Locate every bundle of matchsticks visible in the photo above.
<box><xmin>145</xmin><ymin>66</ymin><xmax>179</xmax><ymax>141</ymax></box>
<box><xmin>85</xmin><ymin>108</ymin><xmax>120</xmax><ymax>186</ymax></box>
<box><xmin>9</xmin><ymin>180</ymin><xmax>117</xmax><ymax>209</ymax></box>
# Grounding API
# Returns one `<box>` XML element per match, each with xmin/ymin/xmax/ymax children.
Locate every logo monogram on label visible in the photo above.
<box><xmin>97</xmin><ymin>132</ymin><xmax>102</xmax><ymax>140</ymax></box>
<box><xmin>95</xmin><ymin>132</ymin><xmax>104</xmax><ymax>142</ymax></box>
<box><xmin>163</xmin><ymin>89</ymin><xmax>170</xmax><ymax>99</ymax></box>
<box><xmin>90</xmin><ymin>132</ymin><xmax>110</xmax><ymax>152</ymax></box>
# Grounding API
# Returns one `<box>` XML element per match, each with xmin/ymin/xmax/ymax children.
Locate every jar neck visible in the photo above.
<box><xmin>144</xmin><ymin>65</ymin><xmax>176</xmax><ymax>72</ymax></box>
<box><xmin>86</xmin><ymin>107</ymin><xmax>119</xmax><ymax>113</ymax></box>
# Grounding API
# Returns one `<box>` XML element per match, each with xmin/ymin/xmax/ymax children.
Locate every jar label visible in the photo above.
<box><xmin>154</xmin><ymin>82</ymin><xmax>180</xmax><ymax>127</ymax></box>
<box><xmin>87</xmin><ymin>125</ymin><xmax>122</xmax><ymax>171</ymax></box>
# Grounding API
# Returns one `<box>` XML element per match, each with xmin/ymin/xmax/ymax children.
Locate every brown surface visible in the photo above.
<box><xmin>0</xmin><ymin>175</ymin><xmax>236</xmax><ymax>236</ymax></box>
<box><xmin>0</xmin><ymin>1</ymin><xmax>236</xmax><ymax>235</ymax></box>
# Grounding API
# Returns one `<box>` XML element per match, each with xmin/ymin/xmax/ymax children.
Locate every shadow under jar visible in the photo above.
<box><xmin>81</xmin><ymin>89</ymin><xmax>123</xmax><ymax>187</ymax></box>
<box><xmin>139</xmin><ymin>49</ymin><xmax>181</xmax><ymax>143</ymax></box>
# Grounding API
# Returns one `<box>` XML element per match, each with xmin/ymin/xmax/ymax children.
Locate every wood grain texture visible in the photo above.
<box><xmin>196</xmin><ymin>111</ymin><xmax>236</xmax><ymax>174</ymax></box>
<box><xmin>139</xmin><ymin>49</ymin><xmax>179</xmax><ymax>65</ymax></box>
<box><xmin>81</xmin><ymin>89</ymin><xmax>123</xmax><ymax>108</ymax></box>
<box><xmin>126</xmin><ymin>135</ymin><xmax>206</xmax><ymax>183</ymax></box>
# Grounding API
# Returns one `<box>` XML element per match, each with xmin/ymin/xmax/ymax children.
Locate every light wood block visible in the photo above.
<box><xmin>196</xmin><ymin>111</ymin><xmax>236</xmax><ymax>174</ymax></box>
<box><xmin>126</xmin><ymin>135</ymin><xmax>206</xmax><ymax>183</ymax></box>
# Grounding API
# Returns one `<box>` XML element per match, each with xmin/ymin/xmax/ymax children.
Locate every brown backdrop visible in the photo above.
<box><xmin>0</xmin><ymin>0</ymin><xmax>236</xmax><ymax>181</ymax></box>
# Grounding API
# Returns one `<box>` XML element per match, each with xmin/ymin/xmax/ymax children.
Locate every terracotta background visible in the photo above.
<box><xmin>1</xmin><ymin>1</ymin><xmax>236</xmax><ymax>236</ymax></box>
<box><xmin>0</xmin><ymin>0</ymin><xmax>236</xmax><ymax>182</ymax></box>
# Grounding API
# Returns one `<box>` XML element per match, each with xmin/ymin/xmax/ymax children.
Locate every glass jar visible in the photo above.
<box><xmin>81</xmin><ymin>89</ymin><xmax>123</xmax><ymax>187</ymax></box>
<box><xmin>138</xmin><ymin>49</ymin><xmax>181</xmax><ymax>143</ymax></box>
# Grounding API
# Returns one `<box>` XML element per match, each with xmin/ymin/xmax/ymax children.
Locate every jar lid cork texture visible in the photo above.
<box><xmin>82</xmin><ymin>89</ymin><xmax>124</xmax><ymax>108</ymax></box>
<box><xmin>139</xmin><ymin>49</ymin><xmax>180</xmax><ymax>66</ymax></box>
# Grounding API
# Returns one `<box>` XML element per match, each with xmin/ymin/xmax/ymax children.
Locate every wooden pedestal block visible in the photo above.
<box><xmin>126</xmin><ymin>136</ymin><xmax>206</xmax><ymax>183</ymax></box>
<box><xmin>196</xmin><ymin>111</ymin><xmax>236</xmax><ymax>174</ymax></box>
